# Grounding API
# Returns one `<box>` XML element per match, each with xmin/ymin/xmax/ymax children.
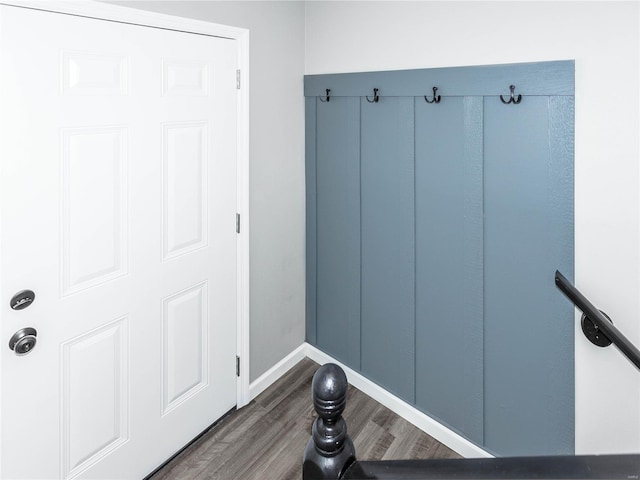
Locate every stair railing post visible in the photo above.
<box><xmin>303</xmin><ymin>363</ymin><xmax>357</xmax><ymax>480</ymax></box>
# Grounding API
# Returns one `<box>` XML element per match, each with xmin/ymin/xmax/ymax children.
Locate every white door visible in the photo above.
<box><xmin>0</xmin><ymin>5</ymin><xmax>238</xmax><ymax>479</ymax></box>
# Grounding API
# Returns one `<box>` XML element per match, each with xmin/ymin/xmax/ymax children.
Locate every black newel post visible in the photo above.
<box><xmin>303</xmin><ymin>363</ymin><xmax>357</xmax><ymax>480</ymax></box>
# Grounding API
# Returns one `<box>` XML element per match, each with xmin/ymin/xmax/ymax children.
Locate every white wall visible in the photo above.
<box><xmin>107</xmin><ymin>0</ymin><xmax>306</xmax><ymax>382</ymax></box>
<box><xmin>306</xmin><ymin>0</ymin><xmax>640</xmax><ymax>454</ymax></box>
<box><xmin>107</xmin><ymin>0</ymin><xmax>640</xmax><ymax>454</ymax></box>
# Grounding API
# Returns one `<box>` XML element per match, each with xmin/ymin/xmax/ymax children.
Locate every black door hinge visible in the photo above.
<box><xmin>236</xmin><ymin>355</ymin><xmax>240</xmax><ymax>377</ymax></box>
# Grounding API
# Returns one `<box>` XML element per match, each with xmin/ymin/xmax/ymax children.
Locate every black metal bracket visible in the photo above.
<box><xmin>581</xmin><ymin>311</ymin><xmax>613</xmax><ymax>347</ymax></box>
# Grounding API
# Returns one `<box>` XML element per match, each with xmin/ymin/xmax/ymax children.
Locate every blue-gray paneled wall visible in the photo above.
<box><xmin>305</xmin><ymin>96</ymin><xmax>317</xmax><ymax>346</ymax></box>
<box><xmin>483</xmin><ymin>96</ymin><xmax>575</xmax><ymax>455</ymax></box>
<box><xmin>316</xmin><ymin>97</ymin><xmax>361</xmax><ymax>367</ymax></box>
<box><xmin>414</xmin><ymin>96</ymin><xmax>485</xmax><ymax>446</ymax></box>
<box><xmin>361</xmin><ymin>97</ymin><xmax>415</xmax><ymax>403</ymax></box>
<box><xmin>304</xmin><ymin>61</ymin><xmax>575</xmax><ymax>457</ymax></box>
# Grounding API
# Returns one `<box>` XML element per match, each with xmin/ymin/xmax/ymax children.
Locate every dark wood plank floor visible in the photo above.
<box><xmin>150</xmin><ymin>358</ymin><xmax>461</xmax><ymax>480</ymax></box>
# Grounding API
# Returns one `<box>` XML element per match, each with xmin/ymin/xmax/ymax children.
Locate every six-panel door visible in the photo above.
<box><xmin>0</xmin><ymin>6</ymin><xmax>238</xmax><ymax>478</ymax></box>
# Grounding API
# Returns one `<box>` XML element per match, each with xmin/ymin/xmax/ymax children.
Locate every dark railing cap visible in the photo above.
<box><xmin>312</xmin><ymin>363</ymin><xmax>348</xmax><ymax>421</ymax></box>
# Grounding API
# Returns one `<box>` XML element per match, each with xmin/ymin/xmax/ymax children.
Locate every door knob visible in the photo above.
<box><xmin>9</xmin><ymin>328</ymin><xmax>37</xmax><ymax>356</ymax></box>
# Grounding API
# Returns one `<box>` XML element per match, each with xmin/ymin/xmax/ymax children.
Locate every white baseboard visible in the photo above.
<box><xmin>249</xmin><ymin>343</ymin><xmax>308</xmax><ymax>401</ymax></box>
<box><xmin>304</xmin><ymin>343</ymin><xmax>493</xmax><ymax>459</ymax></box>
<box><xmin>247</xmin><ymin>342</ymin><xmax>493</xmax><ymax>459</ymax></box>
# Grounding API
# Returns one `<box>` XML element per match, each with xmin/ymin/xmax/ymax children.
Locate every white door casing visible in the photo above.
<box><xmin>0</xmin><ymin>2</ymin><xmax>250</xmax><ymax>478</ymax></box>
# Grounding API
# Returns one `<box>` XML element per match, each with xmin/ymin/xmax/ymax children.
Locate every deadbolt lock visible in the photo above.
<box><xmin>10</xmin><ymin>290</ymin><xmax>35</xmax><ymax>310</ymax></box>
<box><xmin>9</xmin><ymin>328</ymin><xmax>37</xmax><ymax>356</ymax></box>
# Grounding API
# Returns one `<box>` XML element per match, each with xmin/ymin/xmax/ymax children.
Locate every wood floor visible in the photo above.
<box><xmin>150</xmin><ymin>358</ymin><xmax>461</xmax><ymax>480</ymax></box>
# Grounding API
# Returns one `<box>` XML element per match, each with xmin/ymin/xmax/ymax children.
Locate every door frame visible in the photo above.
<box><xmin>0</xmin><ymin>0</ymin><xmax>252</xmax><ymax>463</ymax></box>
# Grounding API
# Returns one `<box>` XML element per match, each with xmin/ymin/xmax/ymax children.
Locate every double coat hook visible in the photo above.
<box><xmin>424</xmin><ymin>86</ymin><xmax>441</xmax><ymax>104</ymax></box>
<box><xmin>319</xmin><ymin>89</ymin><xmax>331</xmax><ymax>103</ymax></box>
<box><xmin>366</xmin><ymin>88</ymin><xmax>380</xmax><ymax>103</ymax></box>
<box><xmin>500</xmin><ymin>85</ymin><xmax>522</xmax><ymax>104</ymax></box>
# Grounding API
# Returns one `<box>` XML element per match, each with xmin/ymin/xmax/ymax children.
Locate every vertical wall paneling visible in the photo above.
<box><xmin>483</xmin><ymin>95</ymin><xmax>574</xmax><ymax>456</ymax></box>
<box><xmin>315</xmin><ymin>97</ymin><xmax>361</xmax><ymax>367</ymax></box>
<box><xmin>304</xmin><ymin>61</ymin><xmax>574</xmax><ymax>456</ymax></box>
<box><xmin>546</xmin><ymin>95</ymin><xmax>576</xmax><ymax>449</ymax></box>
<box><xmin>360</xmin><ymin>96</ymin><xmax>415</xmax><ymax>402</ymax></box>
<box><xmin>305</xmin><ymin>96</ymin><xmax>317</xmax><ymax>344</ymax></box>
<box><xmin>414</xmin><ymin>96</ymin><xmax>484</xmax><ymax>444</ymax></box>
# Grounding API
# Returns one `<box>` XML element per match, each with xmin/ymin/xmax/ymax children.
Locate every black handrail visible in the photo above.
<box><xmin>555</xmin><ymin>270</ymin><xmax>640</xmax><ymax>371</ymax></box>
<box><xmin>342</xmin><ymin>455</ymin><xmax>640</xmax><ymax>479</ymax></box>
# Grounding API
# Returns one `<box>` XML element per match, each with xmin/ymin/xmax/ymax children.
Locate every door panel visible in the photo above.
<box><xmin>62</xmin><ymin>317</ymin><xmax>129</xmax><ymax>479</ymax></box>
<box><xmin>61</xmin><ymin>126</ymin><xmax>129</xmax><ymax>295</ymax></box>
<box><xmin>0</xmin><ymin>5</ymin><xmax>237</xmax><ymax>478</ymax></box>
<box><xmin>162</xmin><ymin>282</ymin><xmax>209</xmax><ymax>415</ymax></box>
<box><xmin>162</xmin><ymin>121</ymin><xmax>208</xmax><ymax>260</ymax></box>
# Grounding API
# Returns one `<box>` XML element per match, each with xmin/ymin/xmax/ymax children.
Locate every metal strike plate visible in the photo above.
<box><xmin>10</xmin><ymin>290</ymin><xmax>35</xmax><ymax>310</ymax></box>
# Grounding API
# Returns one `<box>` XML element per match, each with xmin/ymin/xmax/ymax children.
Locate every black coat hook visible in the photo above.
<box><xmin>500</xmin><ymin>85</ymin><xmax>522</xmax><ymax>104</ymax></box>
<box><xmin>319</xmin><ymin>89</ymin><xmax>331</xmax><ymax>103</ymax></box>
<box><xmin>366</xmin><ymin>88</ymin><xmax>379</xmax><ymax>103</ymax></box>
<box><xmin>424</xmin><ymin>86</ymin><xmax>441</xmax><ymax>104</ymax></box>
